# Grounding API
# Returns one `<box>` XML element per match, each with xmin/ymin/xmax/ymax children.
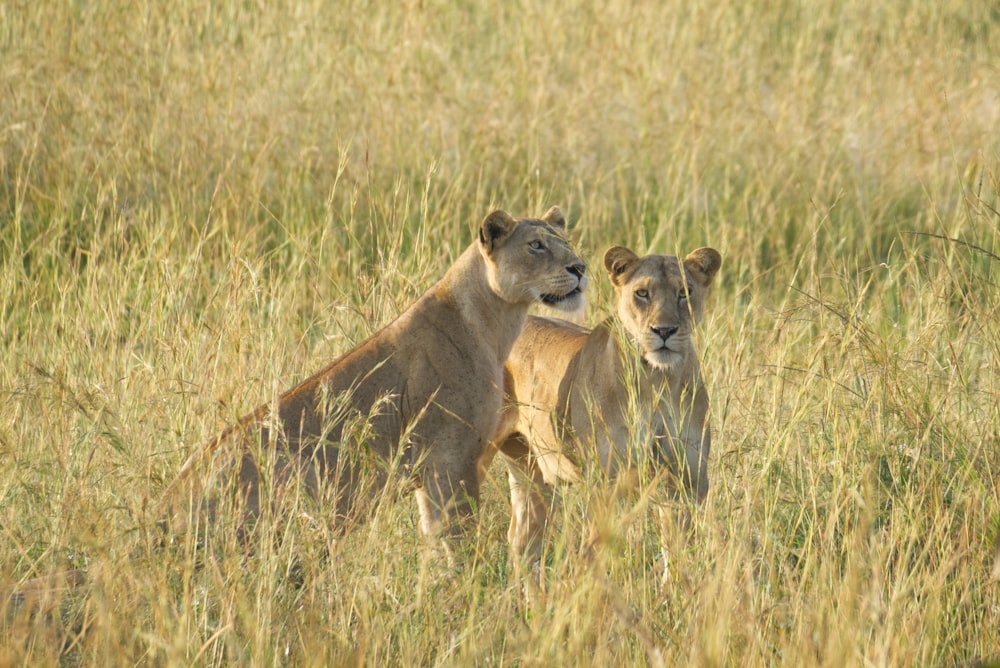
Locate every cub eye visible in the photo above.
<box><xmin>528</xmin><ymin>240</ymin><xmax>545</xmax><ymax>251</ymax></box>
<box><xmin>634</xmin><ymin>289</ymin><xmax>649</xmax><ymax>300</ymax></box>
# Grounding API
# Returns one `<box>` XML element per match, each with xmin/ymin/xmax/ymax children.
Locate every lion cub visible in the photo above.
<box><xmin>493</xmin><ymin>245</ymin><xmax>721</xmax><ymax>557</ymax></box>
<box><xmin>163</xmin><ymin>207</ymin><xmax>586</xmax><ymax>544</ymax></box>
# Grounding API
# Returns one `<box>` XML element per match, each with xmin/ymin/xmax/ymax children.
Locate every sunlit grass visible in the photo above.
<box><xmin>2</xmin><ymin>0</ymin><xmax>999</xmax><ymax>665</ymax></box>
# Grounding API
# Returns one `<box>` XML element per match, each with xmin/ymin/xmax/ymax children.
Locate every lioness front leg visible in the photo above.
<box><xmin>413</xmin><ymin>452</ymin><xmax>481</xmax><ymax>544</ymax></box>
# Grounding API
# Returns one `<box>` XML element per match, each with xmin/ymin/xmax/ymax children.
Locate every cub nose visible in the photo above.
<box><xmin>567</xmin><ymin>262</ymin><xmax>586</xmax><ymax>279</ymax></box>
<box><xmin>652</xmin><ymin>326</ymin><xmax>678</xmax><ymax>340</ymax></box>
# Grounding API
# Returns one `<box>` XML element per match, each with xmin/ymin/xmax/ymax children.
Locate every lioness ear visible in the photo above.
<box><xmin>604</xmin><ymin>246</ymin><xmax>640</xmax><ymax>285</ymax></box>
<box><xmin>540</xmin><ymin>206</ymin><xmax>566</xmax><ymax>229</ymax></box>
<box><xmin>479</xmin><ymin>210</ymin><xmax>517</xmax><ymax>253</ymax></box>
<box><xmin>683</xmin><ymin>247</ymin><xmax>722</xmax><ymax>287</ymax></box>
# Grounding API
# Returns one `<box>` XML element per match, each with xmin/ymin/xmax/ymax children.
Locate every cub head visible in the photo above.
<box><xmin>478</xmin><ymin>206</ymin><xmax>587</xmax><ymax>312</ymax></box>
<box><xmin>604</xmin><ymin>246</ymin><xmax>722</xmax><ymax>371</ymax></box>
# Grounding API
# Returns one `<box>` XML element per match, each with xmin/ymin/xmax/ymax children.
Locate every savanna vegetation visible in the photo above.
<box><xmin>2</xmin><ymin>0</ymin><xmax>998</xmax><ymax>664</ymax></box>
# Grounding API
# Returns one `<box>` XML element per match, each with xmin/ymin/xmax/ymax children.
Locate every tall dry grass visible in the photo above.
<box><xmin>2</xmin><ymin>0</ymin><xmax>998</xmax><ymax>664</ymax></box>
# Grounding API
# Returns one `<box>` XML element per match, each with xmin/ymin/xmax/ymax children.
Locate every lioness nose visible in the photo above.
<box><xmin>567</xmin><ymin>263</ymin><xmax>586</xmax><ymax>278</ymax></box>
<box><xmin>652</xmin><ymin>326</ymin><xmax>678</xmax><ymax>340</ymax></box>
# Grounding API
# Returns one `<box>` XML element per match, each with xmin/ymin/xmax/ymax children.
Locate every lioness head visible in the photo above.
<box><xmin>479</xmin><ymin>206</ymin><xmax>587</xmax><ymax>311</ymax></box>
<box><xmin>604</xmin><ymin>246</ymin><xmax>722</xmax><ymax>371</ymax></box>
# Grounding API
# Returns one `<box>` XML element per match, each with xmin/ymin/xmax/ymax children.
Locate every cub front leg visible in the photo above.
<box><xmin>677</xmin><ymin>384</ymin><xmax>711</xmax><ymax>503</ymax></box>
<box><xmin>496</xmin><ymin>432</ymin><xmax>550</xmax><ymax>563</ymax></box>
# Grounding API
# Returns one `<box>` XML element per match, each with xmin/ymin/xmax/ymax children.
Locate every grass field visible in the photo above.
<box><xmin>2</xmin><ymin>0</ymin><xmax>999</xmax><ymax>665</ymax></box>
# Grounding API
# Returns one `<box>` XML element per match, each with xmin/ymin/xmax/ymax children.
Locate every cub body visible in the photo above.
<box><xmin>494</xmin><ymin>246</ymin><xmax>721</xmax><ymax>556</ymax></box>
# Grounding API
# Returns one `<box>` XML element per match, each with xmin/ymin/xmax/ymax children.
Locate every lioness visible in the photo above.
<box><xmin>162</xmin><ymin>206</ymin><xmax>586</xmax><ymax>543</ymax></box>
<box><xmin>493</xmin><ymin>245</ymin><xmax>721</xmax><ymax>557</ymax></box>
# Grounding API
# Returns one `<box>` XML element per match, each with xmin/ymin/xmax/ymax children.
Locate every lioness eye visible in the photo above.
<box><xmin>635</xmin><ymin>289</ymin><xmax>649</xmax><ymax>300</ymax></box>
<box><xmin>528</xmin><ymin>240</ymin><xmax>544</xmax><ymax>251</ymax></box>
<box><xmin>678</xmin><ymin>293</ymin><xmax>688</xmax><ymax>305</ymax></box>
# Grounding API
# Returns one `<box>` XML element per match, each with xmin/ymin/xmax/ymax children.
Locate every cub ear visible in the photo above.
<box><xmin>540</xmin><ymin>206</ymin><xmax>566</xmax><ymax>229</ymax></box>
<box><xmin>479</xmin><ymin>210</ymin><xmax>517</xmax><ymax>253</ymax></box>
<box><xmin>603</xmin><ymin>246</ymin><xmax>640</xmax><ymax>285</ymax></box>
<box><xmin>683</xmin><ymin>247</ymin><xmax>722</xmax><ymax>287</ymax></box>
